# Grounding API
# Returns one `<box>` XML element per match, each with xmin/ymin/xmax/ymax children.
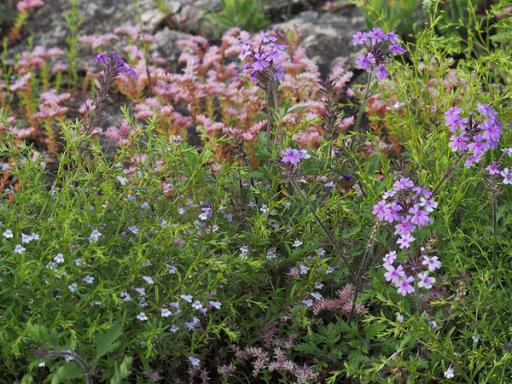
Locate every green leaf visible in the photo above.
<box><xmin>110</xmin><ymin>356</ymin><xmax>133</xmax><ymax>384</ymax></box>
<box><xmin>51</xmin><ymin>362</ymin><xmax>84</xmax><ymax>384</ymax></box>
<box><xmin>20</xmin><ymin>374</ymin><xmax>33</xmax><ymax>384</ymax></box>
<box><xmin>94</xmin><ymin>323</ymin><xmax>123</xmax><ymax>360</ymax></box>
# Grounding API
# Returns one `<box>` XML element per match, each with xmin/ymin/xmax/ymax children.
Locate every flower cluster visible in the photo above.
<box><xmin>383</xmin><ymin>249</ymin><xmax>441</xmax><ymax>296</ymax></box>
<box><xmin>239</xmin><ymin>32</ymin><xmax>287</xmax><ymax>84</ymax></box>
<box><xmin>485</xmin><ymin>148</ymin><xmax>512</xmax><ymax>185</ymax></box>
<box><xmin>373</xmin><ymin>177</ymin><xmax>437</xmax><ymax>249</ymax></box>
<box><xmin>353</xmin><ymin>27</ymin><xmax>405</xmax><ymax>80</ymax></box>
<box><xmin>446</xmin><ymin>104</ymin><xmax>502</xmax><ymax>167</ymax></box>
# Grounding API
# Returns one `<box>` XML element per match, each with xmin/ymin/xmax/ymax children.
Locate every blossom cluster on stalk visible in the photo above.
<box><xmin>485</xmin><ymin>148</ymin><xmax>512</xmax><ymax>185</ymax></box>
<box><xmin>373</xmin><ymin>177</ymin><xmax>437</xmax><ymax>249</ymax></box>
<box><xmin>446</xmin><ymin>104</ymin><xmax>502</xmax><ymax>167</ymax></box>
<box><xmin>353</xmin><ymin>27</ymin><xmax>405</xmax><ymax>80</ymax></box>
<box><xmin>383</xmin><ymin>248</ymin><xmax>441</xmax><ymax>296</ymax></box>
<box><xmin>239</xmin><ymin>32</ymin><xmax>287</xmax><ymax>84</ymax></box>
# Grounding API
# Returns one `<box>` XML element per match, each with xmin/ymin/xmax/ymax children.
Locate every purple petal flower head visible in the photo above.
<box><xmin>352</xmin><ymin>28</ymin><xmax>404</xmax><ymax>81</ymax></box>
<box><xmin>384</xmin><ymin>264</ymin><xmax>406</xmax><ymax>285</ymax></box>
<box><xmin>396</xmin><ymin>276</ymin><xmax>415</xmax><ymax>296</ymax></box>
<box><xmin>95</xmin><ymin>52</ymin><xmax>137</xmax><ymax>78</ymax></box>
<box><xmin>372</xmin><ymin>200</ymin><xmax>388</xmax><ymax>221</ymax></box>
<box><xmin>422</xmin><ymin>256</ymin><xmax>441</xmax><ymax>272</ymax></box>
<box><xmin>239</xmin><ymin>32</ymin><xmax>287</xmax><ymax>85</ymax></box>
<box><xmin>281</xmin><ymin>148</ymin><xmax>309</xmax><ymax>165</ymax></box>
<box><xmin>501</xmin><ymin>168</ymin><xmax>512</xmax><ymax>184</ymax></box>
<box><xmin>486</xmin><ymin>161</ymin><xmax>500</xmax><ymax>175</ymax></box>
<box><xmin>397</xmin><ymin>233</ymin><xmax>415</xmax><ymax>249</ymax></box>
<box><xmin>446</xmin><ymin>104</ymin><xmax>502</xmax><ymax>168</ymax></box>
<box><xmin>355</xmin><ymin>52</ymin><xmax>376</xmax><ymax>70</ymax></box>
<box><xmin>409</xmin><ymin>204</ymin><xmax>430</xmax><ymax>227</ymax></box>
<box><xmin>375</xmin><ymin>64</ymin><xmax>390</xmax><ymax>80</ymax></box>
<box><xmin>417</xmin><ymin>272</ymin><xmax>435</xmax><ymax>289</ymax></box>
<box><xmin>383</xmin><ymin>251</ymin><xmax>397</xmax><ymax>268</ymax></box>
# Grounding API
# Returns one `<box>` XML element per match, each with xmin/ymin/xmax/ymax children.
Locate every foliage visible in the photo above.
<box><xmin>0</xmin><ymin>0</ymin><xmax>511</xmax><ymax>382</ymax></box>
<box><xmin>207</xmin><ymin>0</ymin><xmax>269</xmax><ymax>34</ymax></box>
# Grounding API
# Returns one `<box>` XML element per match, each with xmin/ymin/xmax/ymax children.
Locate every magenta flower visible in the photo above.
<box><xmin>383</xmin><ymin>251</ymin><xmax>397</xmax><ymax>268</ymax></box>
<box><xmin>372</xmin><ymin>200</ymin><xmax>388</xmax><ymax>221</ymax></box>
<box><xmin>398</xmin><ymin>233</ymin><xmax>415</xmax><ymax>249</ymax></box>
<box><xmin>409</xmin><ymin>204</ymin><xmax>430</xmax><ymax>227</ymax></box>
<box><xmin>356</xmin><ymin>53</ymin><xmax>376</xmax><ymax>70</ymax></box>
<box><xmin>375</xmin><ymin>63</ymin><xmax>390</xmax><ymax>80</ymax></box>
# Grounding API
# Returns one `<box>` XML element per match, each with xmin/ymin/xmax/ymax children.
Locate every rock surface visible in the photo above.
<box><xmin>273</xmin><ymin>8</ymin><xmax>365</xmax><ymax>76</ymax></box>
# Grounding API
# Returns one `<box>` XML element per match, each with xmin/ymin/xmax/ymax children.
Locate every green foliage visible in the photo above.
<box><xmin>353</xmin><ymin>0</ymin><xmax>421</xmax><ymax>35</ymax></box>
<box><xmin>207</xmin><ymin>0</ymin><xmax>269</xmax><ymax>33</ymax></box>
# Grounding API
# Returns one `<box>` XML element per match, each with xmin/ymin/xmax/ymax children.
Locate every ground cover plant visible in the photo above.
<box><xmin>0</xmin><ymin>0</ymin><xmax>512</xmax><ymax>383</ymax></box>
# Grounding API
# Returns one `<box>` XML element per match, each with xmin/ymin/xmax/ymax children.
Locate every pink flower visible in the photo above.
<box><xmin>383</xmin><ymin>251</ymin><xmax>397</xmax><ymax>268</ymax></box>
<box><xmin>397</xmin><ymin>233</ymin><xmax>415</xmax><ymax>249</ymax></box>
<box><xmin>17</xmin><ymin>0</ymin><xmax>44</xmax><ymax>12</ymax></box>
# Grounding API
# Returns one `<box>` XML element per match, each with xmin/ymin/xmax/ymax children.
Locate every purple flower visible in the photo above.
<box><xmin>384</xmin><ymin>264</ymin><xmax>406</xmax><ymax>285</ymax></box>
<box><xmin>355</xmin><ymin>52</ymin><xmax>376</xmax><ymax>70</ymax></box>
<box><xmin>396</xmin><ymin>276</ymin><xmax>415</xmax><ymax>296</ymax></box>
<box><xmin>383</xmin><ymin>251</ymin><xmax>397</xmax><ymax>268</ymax></box>
<box><xmin>281</xmin><ymin>148</ymin><xmax>309</xmax><ymax>165</ymax></box>
<box><xmin>383</xmin><ymin>202</ymin><xmax>402</xmax><ymax>223</ymax></box>
<box><xmin>486</xmin><ymin>161</ymin><xmax>500</xmax><ymax>175</ymax></box>
<box><xmin>397</xmin><ymin>233</ymin><xmax>415</xmax><ymax>249</ymax></box>
<box><xmin>352</xmin><ymin>31</ymin><xmax>367</xmax><ymax>45</ymax></box>
<box><xmin>375</xmin><ymin>64</ymin><xmax>389</xmax><ymax>80</ymax></box>
<box><xmin>422</xmin><ymin>256</ymin><xmax>441</xmax><ymax>271</ymax></box>
<box><xmin>417</xmin><ymin>272</ymin><xmax>435</xmax><ymax>289</ymax></box>
<box><xmin>96</xmin><ymin>52</ymin><xmax>136</xmax><ymax>78</ymax></box>
<box><xmin>501</xmin><ymin>168</ymin><xmax>512</xmax><ymax>184</ymax></box>
<box><xmin>394</xmin><ymin>220</ymin><xmax>416</xmax><ymax>237</ymax></box>
<box><xmin>445</xmin><ymin>107</ymin><xmax>467</xmax><ymax>133</ymax></box>
<box><xmin>409</xmin><ymin>204</ymin><xmax>430</xmax><ymax>227</ymax></box>
<box><xmin>373</xmin><ymin>200</ymin><xmax>388</xmax><ymax>221</ymax></box>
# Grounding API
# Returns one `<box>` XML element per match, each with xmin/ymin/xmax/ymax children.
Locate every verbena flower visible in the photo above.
<box><xmin>353</xmin><ymin>27</ymin><xmax>405</xmax><ymax>80</ymax></box>
<box><xmin>445</xmin><ymin>104</ymin><xmax>502</xmax><ymax>167</ymax></box>
<box><xmin>95</xmin><ymin>52</ymin><xmax>137</xmax><ymax>78</ymax></box>
<box><xmin>239</xmin><ymin>32</ymin><xmax>286</xmax><ymax>84</ymax></box>
<box><xmin>281</xmin><ymin>148</ymin><xmax>310</xmax><ymax>165</ymax></box>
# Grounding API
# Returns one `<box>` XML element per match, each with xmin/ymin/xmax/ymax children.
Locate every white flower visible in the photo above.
<box><xmin>120</xmin><ymin>290</ymin><xmax>131</xmax><ymax>302</ymax></box>
<box><xmin>293</xmin><ymin>240</ymin><xmax>302</xmax><ymax>248</ymax></box>
<box><xmin>169</xmin><ymin>324</ymin><xmax>179</xmax><ymax>333</ymax></box>
<box><xmin>140</xmin><ymin>202</ymin><xmax>150</xmax><ymax>209</ymax></box>
<box><xmin>302</xmin><ymin>299</ymin><xmax>313</xmax><ymax>307</ymax></box>
<box><xmin>21</xmin><ymin>233</ymin><xmax>32</xmax><ymax>243</ymax></box>
<box><xmin>311</xmin><ymin>292</ymin><xmax>322</xmax><ymax>301</ymax></box>
<box><xmin>209</xmin><ymin>300</ymin><xmax>222</xmax><ymax>310</ymax></box>
<box><xmin>316</xmin><ymin>248</ymin><xmax>326</xmax><ymax>257</ymax></box>
<box><xmin>135</xmin><ymin>287</ymin><xmax>146</xmax><ymax>296</ymax></box>
<box><xmin>161</xmin><ymin>307</ymin><xmax>172</xmax><ymax>317</ymax></box>
<box><xmin>239</xmin><ymin>245</ymin><xmax>249</xmax><ymax>257</ymax></box>
<box><xmin>54</xmin><ymin>253</ymin><xmax>65</xmax><ymax>264</ymax></box>
<box><xmin>180</xmin><ymin>294</ymin><xmax>193</xmax><ymax>303</ymax></box>
<box><xmin>192</xmin><ymin>300</ymin><xmax>203</xmax><ymax>311</ymax></box>
<box><xmin>74</xmin><ymin>258</ymin><xmax>82</xmax><ymax>266</ymax></box>
<box><xmin>177</xmin><ymin>207</ymin><xmax>186</xmax><ymax>215</ymax></box>
<box><xmin>299</xmin><ymin>263</ymin><xmax>309</xmax><ymax>275</ymax></box>
<box><xmin>116</xmin><ymin>176</ymin><xmax>128</xmax><ymax>185</ymax></box>
<box><xmin>142</xmin><ymin>275</ymin><xmax>154</xmax><ymax>284</ymax></box>
<box><xmin>137</xmin><ymin>312</ymin><xmax>148</xmax><ymax>321</ymax></box>
<box><xmin>68</xmin><ymin>283</ymin><xmax>78</xmax><ymax>292</ymax></box>
<box><xmin>260</xmin><ymin>204</ymin><xmax>268</xmax><ymax>213</ymax></box>
<box><xmin>128</xmin><ymin>226</ymin><xmax>139</xmax><ymax>235</ymax></box>
<box><xmin>3</xmin><ymin>229</ymin><xmax>13</xmax><ymax>239</ymax></box>
<box><xmin>88</xmin><ymin>229</ymin><xmax>102</xmax><ymax>243</ymax></box>
<box><xmin>14</xmin><ymin>244</ymin><xmax>25</xmax><ymax>254</ymax></box>
<box><xmin>166</xmin><ymin>264</ymin><xmax>177</xmax><ymax>274</ymax></box>
<box><xmin>38</xmin><ymin>360</ymin><xmax>46</xmax><ymax>367</ymax></box>
<box><xmin>188</xmin><ymin>356</ymin><xmax>200</xmax><ymax>368</ymax></box>
<box><xmin>83</xmin><ymin>275</ymin><xmax>94</xmax><ymax>284</ymax></box>
<box><xmin>429</xmin><ymin>320</ymin><xmax>438</xmax><ymax>329</ymax></box>
<box><xmin>444</xmin><ymin>365</ymin><xmax>455</xmax><ymax>379</ymax></box>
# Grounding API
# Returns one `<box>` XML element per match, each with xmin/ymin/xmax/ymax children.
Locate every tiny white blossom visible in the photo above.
<box><xmin>54</xmin><ymin>253</ymin><xmax>64</xmax><ymax>264</ymax></box>
<box><xmin>135</xmin><ymin>287</ymin><xmax>146</xmax><ymax>296</ymax></box>
<box><xmin>444</xmin><ymin>365</ymin><xmax>455</xmax><ymax>379</ymax></box>
<box><xmin>14</xmin><ymin>244</ymin><xmax>25</xmax><ymax>254</ymax></box>
<box><xmin>166</xmin><ymin>264</ymin><xmax>177</xmax><ymax>274</ymax></box>
<box><xmin>128</xmin><ymin>226</ymin><xmax>139</xmax><ymax>235</ymax></box>
<box><xmin>178</xmin><ymin>207</ymin><xmax>186</xmax><ymax>215</ymax></box>
<box><xmin>3</xmin><ymin>229</ymin><xmax>13</xmax><ymax>239</ymax></box>
<box><xmin>140</xmin><ymin>202</ymin><xmax>150</xmax><ymax>209</ymax></box>
<box><xmin>137</xmin><ymin>312</ymin><xmax>148</xmax><ymax>321</ymax></box>
<box><xmin>120</xmin><ymin>290</ymin><xmax>131</xmax><ymax>302</ymax></box>
<box><xmin>116</xmin><ymin>176</ymin><xmax>128</xmax><ymax>185</ymax></box>
<box><xmin>188</xmin><ymin>356</ymin><xmax>200</xmax><ymax>368</ymax></box>
<box><xmin>68</xmin><ymin>283</ymin><xmax>78</xmax><ymax>292</ymax></box>
<box><xmin>83</xmin><ymin>275</ymin><xmax>94</xmax><ymax>284</ymax></box>
<box><xmin>38</xmin><ymin>360</ymin><xmax>46</xmax><ymax>367</ymax></box>
<box><xmin>180</xmin><ymin>294</ymin><xmax>193</xmax><ymax>303</ymax></box>
<box><xmin>299</xmin><ymin>263</ymin><xmax>309</xmax><ymax>275</ymax></box>
<box><xmin>293</xmin><ymin>240</ymin><xmax>302</xmax><ymax>248</ymax></box>
<box><xmin>74</xmin><ymin>258</ymin><xmax>82</xmax><ymax>267</ymax></box>
<box><xmin>21</xmin><ymin>233</ymin><xmax>32</xmax><ymax>243</ymax></box>
<box><xmin>161</xmin><ymin>307</ymin><xmax>172</xmax><ymax>317</ymax></box>
<box><xmin>209</xmin><ymin>300</ymin><xmax>222</xmax><ymax>310</ymax></box>
<box><xmin>142</xmin><ymin>275</ymin><xmax>154</xmax><ymax>284</ymax></box>
<box><xmin>88</xmin><ymin>229</ymin><xmax>102</xmax><ymax>243</ymax></box>
<box><xmin>302</xmin><ymin>299</ymin><xmax>313</xmax><ymax>307</ymax></box>
<box><xmin>169</xmin><ymin>324</ymin><xmax>179</xmax><ymax>333</ymax></box>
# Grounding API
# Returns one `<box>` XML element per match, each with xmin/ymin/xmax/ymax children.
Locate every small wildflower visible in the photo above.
<box><xmin>88</xmin><ymin>229</ymin><xmax>102</xmax><ymax>243</ymax></box>
<box><xmin>142</xmin><ymin>275</ymin><xmax>154</xmax><ymax>284</ymax></box>
<box><xmin>293</xmin><ymin>240</ymin><xmax>302</xmax><ymax>248</ymax></box>
<box><xmin>137</xmin><ymin>312</ymin><xmax>148</xmax><ymax>321</ymax></box>
<box><xmin>180</xmin><ymin>294</ymin><xmax>193</xmax><ymax>303</ymax></box>
<box><xmin>14</xmin><ymin>244</ymin><xmax>26</xmax><ymax>254</ymax></box>
<box><xmin>188</xmin><ymin>356</ymin><xmax>201</xmax><ymax>368</ymax></box>
<box><xmin>3</xmin><ymin>229</ymin><xmax>13</xmax><ymax>239</ymax></box>
<box><xmin>68</xmin><ymin>283</ymin><xmax>78</xmax><ymax>292</ymax></box>
<box><xmin>209</xmin><ymin>300</ymin><xmax>222</xmax><ymax>310</ymax></box>
<box><xmin>161</xmin><ymin>307</ymin><xmax>172</xmax><ymax>317</ymax></box>
<box><xmin>444</xmin><ymin>365</ymin><xmax>455</xmax><ymax>379</ymax></box>
<box><xmin>54</xmin><ymin>253</ymin><xmax>64</xmax><ymax>264</ymax></box>
<box><xmin>83</xmin><ymin>275</ymin><xmax>94</xmax><ymax>284</ymax></box>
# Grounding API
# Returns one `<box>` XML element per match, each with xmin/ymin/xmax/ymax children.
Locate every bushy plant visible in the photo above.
<box><xmin>0</xmin><ymin>0</ymin><xmax>512</xmax><ymax>382</ymax></box>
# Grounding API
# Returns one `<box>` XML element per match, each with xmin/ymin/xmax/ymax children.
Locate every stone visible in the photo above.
<box><xmin>273</xmin><ymin>8</ymin><xmax>366</xmax><ymax>77</ymax></box>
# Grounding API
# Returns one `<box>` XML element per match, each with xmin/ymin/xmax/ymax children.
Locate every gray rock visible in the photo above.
<box><xmin>273</xmin><ymin>9</ymin><xmax>365</xmax><ymax>77</ymax></box>
<box><xmin>151</xmin><ymin>27</ymin><xmax>193</xmax><ymax>66</ymax></box>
